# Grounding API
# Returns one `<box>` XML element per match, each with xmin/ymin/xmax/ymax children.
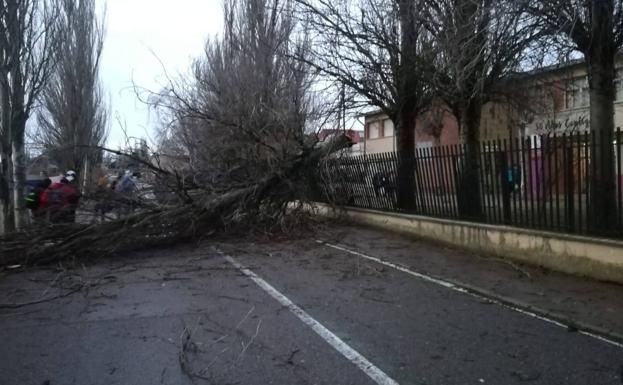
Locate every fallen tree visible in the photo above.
<box><xmin>0</xmin><ymin>135</ymin><xmax>352</xmax><ymax>267</ymax></box>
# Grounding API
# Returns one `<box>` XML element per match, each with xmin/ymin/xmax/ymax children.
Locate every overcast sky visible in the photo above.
<box><xmin>98</xmin><ymin>0</ymin><xmax>223</xmax><ymax>148</ymax></box>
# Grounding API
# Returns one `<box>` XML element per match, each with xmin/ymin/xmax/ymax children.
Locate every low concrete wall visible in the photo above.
<box><xmin>311</xmin><ymin>203</ymin><xmax>623</xmax><ymax>284</ymax></box>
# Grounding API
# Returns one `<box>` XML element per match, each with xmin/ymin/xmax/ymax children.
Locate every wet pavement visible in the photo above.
<box><xmin>1</xmin><ymin>223</ymin><xmax>622</xmax><ymax>385</ymax></box>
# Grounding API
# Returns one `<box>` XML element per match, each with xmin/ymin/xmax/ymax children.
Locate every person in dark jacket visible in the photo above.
<box><xmin>26</xmin><ymin>177</ymin><xmax>52</xmax><ymax>221</ymax></box>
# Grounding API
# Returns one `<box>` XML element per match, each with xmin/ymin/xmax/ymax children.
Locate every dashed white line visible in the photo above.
<box><xmin>316</xmin><ymin>240</ymin><xmax>623</xmax><ymax>349</ymax></box>
<box><xmin>223</xmin><ymin>255</ymin><xmax>400</xmax><ymax>385</ymax></box>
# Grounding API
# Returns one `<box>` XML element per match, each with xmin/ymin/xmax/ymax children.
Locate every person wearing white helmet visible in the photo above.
<box><xmin>65</xmin><ymin>170</ymin><xmax>77</xmax><ymax>183</ymax></box>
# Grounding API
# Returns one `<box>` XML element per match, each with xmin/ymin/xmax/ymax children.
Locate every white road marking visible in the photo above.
<box><xmin>224</xmin><ymin>255</ymin><xmax>400</xmax><ymax>385</ymax></box>
<box><xmin>317</xmin><ymin>240</ymin><xmax>623</xmax><ymax>350</ymax></box>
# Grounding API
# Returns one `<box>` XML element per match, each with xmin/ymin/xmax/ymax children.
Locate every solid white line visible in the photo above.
<box><xmin>316</xmin><ymin>240</ymin><xmax>623</xmax><ymax>349</ymax></box>
<box><xmin>223</xmin><ymin>255</ymin><xmax>400</xmax><ymax>385</ymax></box>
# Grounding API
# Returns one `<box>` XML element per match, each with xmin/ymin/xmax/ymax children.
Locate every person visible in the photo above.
<box><xmin>96</xmin><ymin>174</ymin><xmax>109</xmax><ymax>190</ymax></box>
<box><xmin>372</xmin><ymin>171</ymin><xmax>395</xmax><ymax>198</ymax></box>
<box><xmin>115</xmin><ymin>170</ymin><xmax>137</xmax><ymax>193</ymax></box>
<box><xmin>40</xmin><ymin>171</ymin><xmax>80</xmax><ymax>224</ymax></box>
<box><xmin>94</xmin><ymin>174</ymin><xmax>116</xmax><ymax>222</ymax></box>
<box><xmin>25</xmin><ymin>175</ymin><xmax>52</xmax><ymax>221</ymax></box>
<box><xmin>114</xmin><ymin>170</ymin><xmax>139</xmax><ymax>216</ymax></box>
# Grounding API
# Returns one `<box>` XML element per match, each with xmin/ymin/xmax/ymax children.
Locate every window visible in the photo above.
<box><xmin>565</xmin><ymin>76</ymin><xmax>589</xmax><ymax>109</ymax></box>
<box><xmin>531</xmin><ymin>84</ymin><xmax>554</xmax><ymax>112</ymax></box>
<box><xmin>368</xmin><ymin>121</ymin><xmax>380</xmax><ymax>139</ymax></box>
<box><xmin>383</xmin><ymin>119</ymin><xmax>394</xmax><ymax>137</ymax></box>
<box><xmin>367</xmin><ymin>118</ymin><xmax>395</xmax><ymax>139</ymax></box>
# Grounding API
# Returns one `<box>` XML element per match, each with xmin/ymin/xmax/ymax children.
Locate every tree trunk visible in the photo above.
<box><xmin>10</xmin><ymin>59</ymin><xmax>27</xmax><ymax>231</ymax></box>
<box><xmin>394</xmin><ymin>110</ymin><xmax>416</xmax><ymax>211</ymax></box>
<box><xmin>0</xmin><ymin>149</ymin><xmax>13</xmax><ymax>234</ymax></box>
<box><xmin>586</xmin><ymin>0</ymin><xmax>616</xmax><ymax>236</ymax></box>
<box><xmin>451</xmin><ymin>0</ymin><xmax>488</xmax><ymax>220</ymax></box>
<box><xmin>12</xmin><ymin>132</ymin><xmax>27</xmax><ymax>230</ymax></box>
<box><xmin>0</xmin><ymin>79</ymin><xmax>14</xmax><ymax>234</ymax></box>
<box><xmin>457</xmin><ymin>99</ymin><xmax>483</xmax><ymax>220</ymax></box>
<box><xmin>394</xmin><ymin>0</ymin><xmax>419</xmax><ymax>211</ymax></box>
<box><xmin>82</xmin><ymin>155</ymin><xmax>89</xmax><ymax>193</ymax></box>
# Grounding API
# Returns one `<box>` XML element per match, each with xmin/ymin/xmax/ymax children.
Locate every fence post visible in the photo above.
<box><xmin>565</xmin><ymin>145</ymin><xmax>575</xmax><ymax>233</ymax></box>
<box><xmin>498</xmin><ymin>150</ymin><xmax>512</xmax><ymax>224</ymax></box>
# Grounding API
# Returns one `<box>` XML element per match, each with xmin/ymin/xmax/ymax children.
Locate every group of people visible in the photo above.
<box><xmin>25</xmin><ymin>169</ymin><xmax>142</xmax><ymax>225</ymax></box>
<box><xmin>94</xmin><ymin>170</ymin><xmax>140</xmax><ymax>221</ymax></box>
<box><xmin>26</xmin><ymin>170</ymin><xmax>81</xmax><ymax>224</ymax></box>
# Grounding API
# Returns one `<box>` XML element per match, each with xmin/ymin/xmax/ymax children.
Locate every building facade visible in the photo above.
<box><xmin>362</xmin><ymin>57</ymin><xmax>623</xmax><ymax>154</ymax></box>
<box><xmin>520</xmin><ymin>61</ymin><xmax>623</xmax><ymax>137</ymax></box>
<box><xmin>363</xmin><ymin>105</ymin><xmax>495</xmax><ymax>154</ymax></box>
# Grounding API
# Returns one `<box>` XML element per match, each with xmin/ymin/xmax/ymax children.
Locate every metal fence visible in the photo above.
<box><xmin>316</xmin><ymin>129</ymin><xmax>623</xmax><ymax>239</ymax></box>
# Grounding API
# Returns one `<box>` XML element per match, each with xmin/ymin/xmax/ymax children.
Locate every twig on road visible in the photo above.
<box><xmin>235</xmin><ymin>318</ymin><xmax>262</xmax><ymax>364</ymax></box>
<box><xmin>474</xmin><ymin>254</ymin><xmax>533</xmax><ymax>279</ymax></box>
<box><xmin>0</xmin><ymin>283</ymin><xmax>85</xmax><ymax>309</ymax></box>
<box><xmin>286</xmin><ymin>349</ymin><xmax>300</xmax><ymax>365</ymax></box>
<box><xmin>39</xmin><ymin>271</ymin><xmax>64</xmax><ymax>299</ymax></box>
<box><xmin>235</xmin><ymin>306</ymin><xmax>255</xmax><ymax>329</ymax></box>
<box><xmin>179</xmin><ymin>326</ymin><xmax>213</xmax><ymax>384</ymax></box>
<box><xmin>1</xmin><ymin>270</ymin><xmax>119</xmax><ymax>311</ymax></box>
<box><xmin>497</xmin><ymin>259</ymin><xmax>532</xmax><ymax>280</ymax></box>
<box><xmin>359</xmin><ymin>290</ymin><xmax>395</xmax><ymax>304</ymax></box>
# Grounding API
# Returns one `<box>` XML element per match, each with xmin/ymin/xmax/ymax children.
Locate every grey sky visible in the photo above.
<box><xmin>98</xmin><ymin>0</ymin><xmax>223</xmax><ymax>148</ymax></box>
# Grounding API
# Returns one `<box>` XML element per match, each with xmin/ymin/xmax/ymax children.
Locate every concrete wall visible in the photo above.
<box><xmin>310</xmin><ymin>203</ymin><xmax>623</xmax><ymax>284</ymax></box>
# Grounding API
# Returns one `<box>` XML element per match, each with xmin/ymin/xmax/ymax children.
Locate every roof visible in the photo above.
<box><xmin>317</xmin><ymin>129</ymin><xmax>364</xmax><ymax>144</ymax></box>
<box><xmin>360</xmin><ymin>109</ymin><xmax>385</xmax><ymax>118</ymax></box>
<box><xmin>508</xmin><ymin>58</ymin><xmax>584</xmax><ymax>80</ymax></box>
<box><xmin>510</xmin><ymin>50</ymin><xmax>623</xmax><ymax>79</ymax></box>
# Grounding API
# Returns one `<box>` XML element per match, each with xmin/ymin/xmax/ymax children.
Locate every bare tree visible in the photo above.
<box><xmin>0</xmin><ymin>0</ymin><xmax>61</xmax><ymax>233</ymax></box>
<box><xmin>425</xmin><ymin>0</ymin><xmax>541</xmax><ymax>219</ymax></box>
<box><xmin>294</xmin><ymin>0</ymin><xmax>437</xmax><ymax>209</ymax></box>
<box><xmin>37</xmin><ymin>0</ymin><xmax>108</xmax><ymax>191</ymax></box>
<box><xmin>522</xmin><ymin>0</ymin><xmax>623</xmax><ymax>234</ymax></box>
<box><xmin>38</xmin><ymin>0</ymin><xmax>108</xmax><ymax>192</ymax></box>
<box><xmin>151</xmin><ymin>0</ymin><xmax>325</xmax><ymax>213</ymax></box>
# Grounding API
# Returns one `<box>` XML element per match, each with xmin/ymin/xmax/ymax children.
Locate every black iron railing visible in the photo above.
<box><xmin>317</xmin><ymin>129</ymin><xmax>623</xmax><ymax>239</ymax></box>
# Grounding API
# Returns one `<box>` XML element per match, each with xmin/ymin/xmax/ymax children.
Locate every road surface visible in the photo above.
<box><xmin>0</xmin><ymin>224</ymin><xmax>622</xmax><ymax>385</ymax></box>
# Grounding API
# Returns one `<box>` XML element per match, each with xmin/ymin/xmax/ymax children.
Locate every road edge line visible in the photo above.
<box><xmin>223</xmin><ymin>254</ymin><xmax>400</xmax><ymax>385</ymax></box>
<box><xmin>316</xmin><ymin>240</ymin><xmax>623</xmax><ymax>349</ymax></box>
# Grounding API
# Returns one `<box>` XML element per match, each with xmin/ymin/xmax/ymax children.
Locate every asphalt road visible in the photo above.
<box><xmin>1</xmin><ymin>225</ymin><xmax>622</xmax><ymax>385</ymax></box>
